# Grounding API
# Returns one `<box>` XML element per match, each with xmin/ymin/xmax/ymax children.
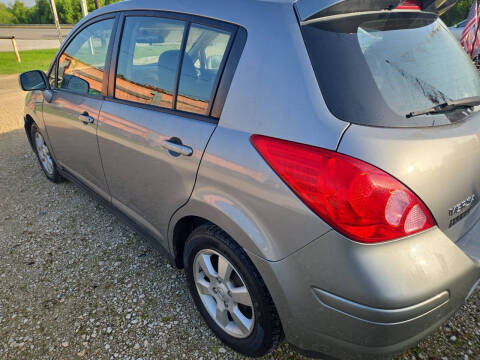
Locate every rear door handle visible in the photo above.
<box><xmin>162</xmin><ymin>139</ymin><xmax>193</xmax><ymax>157</ymax></box>
<box><xmin>79</xmin><ymin>112</ymin><xmax>95</xmax><ymax>125</ymax></box>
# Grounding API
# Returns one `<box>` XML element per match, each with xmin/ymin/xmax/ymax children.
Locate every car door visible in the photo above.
<box><xmin>97</xmin><ymin>12</ymin><xmax>236</xmax><ymax>245</ymax></box>
<box><xmin>43</xmin><ymin>16</ymin><xmax>117</xmax><ymax>200</ymax></box>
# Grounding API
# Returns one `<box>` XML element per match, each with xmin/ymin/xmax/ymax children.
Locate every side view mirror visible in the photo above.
<box><xmin>19</xmin><ymin>70</ymin><xmax>49</xmax><ymax>91</ymax></box>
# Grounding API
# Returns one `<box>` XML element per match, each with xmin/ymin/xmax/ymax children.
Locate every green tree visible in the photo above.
<box><xmin>8</xmin><ymin>0</ymin><xmax>31</xmax><ymax>24</ymax></box>
<box><xmin>28</xmin><ymin>0</ymin><xmax>53</xmax><ymax>24</ymax></box>
<box><xmin>3</xmin><ymin>0</ymin><xmax>124</xmax><ymax>25</ymax></box>
<box><xmin>56</xmin><ymin>0</ymin><xmax>82</xmax><ymax>24</ymax></box>
<box><xmin>441</xmin><ymin>0</ymin><xmax>473</xmax><ymax>26</ymax></box>
<box><xmin>0</xmin><ymin>3</ymin><xmax>15</xmax><ymax>24</ymax></box>
<box><xmin>86</xmin><ymin>0</ymin><xmax>122</xmax><ymax>13</ymax></box>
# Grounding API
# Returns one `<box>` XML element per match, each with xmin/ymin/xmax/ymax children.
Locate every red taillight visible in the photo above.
<box><xmin>250</xmin><ymin>135</ymin><xmax>435</xmax><ymax>243</ymax></box>
<box><xmin>396</xmin><ymin>0</ymin><xmax>422</xmax><ymax>10</ymax></box>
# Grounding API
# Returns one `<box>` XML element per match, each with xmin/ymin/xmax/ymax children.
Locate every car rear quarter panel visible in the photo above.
<box><xmin>168</xmin><ymin>0</ymin><xmax>349</xmax><ymax>261</ymax></box>
<box><xmin>170</xmin><ymin>127</ymin><xmax>333</xmax><ymax>262</ymax></box>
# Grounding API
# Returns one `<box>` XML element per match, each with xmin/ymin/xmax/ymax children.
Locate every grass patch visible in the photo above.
<box><xmin>0</xmin><ymin>49</ymin><xmax>58</xmax><ymax>75</ymax></box>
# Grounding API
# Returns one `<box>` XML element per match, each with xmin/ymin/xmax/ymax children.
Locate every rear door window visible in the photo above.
<box><xmin>176</xmin><ymin>24</ymin><xmax>232</xmax><ymax>115</ymax></box>
<box><xmin>114</xmin><ymin>15</ymin><xmax>233</xmax><ymax>117</ymax></box>
<box><xmin>115</xmin><ymin>17</ymin><xmax>186</xmax><ymax>109</ymax></box>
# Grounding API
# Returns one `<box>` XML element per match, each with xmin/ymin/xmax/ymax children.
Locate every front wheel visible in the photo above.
<box><xmin>31</xmin><ymin>123</ymin><xmax>63</xmax><ymax>183</ymax></box>
<box><xmin>184</xmin><ymin>224</ymin><xmax>283</xmax><ymax>357</ymax></box>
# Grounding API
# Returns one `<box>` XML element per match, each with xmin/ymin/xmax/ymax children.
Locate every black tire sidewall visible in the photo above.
<box><xmin>184</xmin><ymin>226</ymin><xmax>277</xmax><ymax>357</ymax></box>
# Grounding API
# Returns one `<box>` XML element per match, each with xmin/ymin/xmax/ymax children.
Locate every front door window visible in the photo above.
<box><xmin>57</xmin><ymin>19</ymin><xmax>115</xmax><ymax>96</ymax></box>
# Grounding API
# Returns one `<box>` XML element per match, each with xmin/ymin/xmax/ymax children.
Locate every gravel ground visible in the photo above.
<box><xmin>0</xmin><ymin>74</ymin><xmax>479</xmax><ymax>360</ymax></box>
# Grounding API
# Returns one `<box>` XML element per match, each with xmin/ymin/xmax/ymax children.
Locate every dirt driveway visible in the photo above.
<box><xmin>0</xmin><ymin>75</ymin><xmax>478</xmax><ymax>359</ymax></box>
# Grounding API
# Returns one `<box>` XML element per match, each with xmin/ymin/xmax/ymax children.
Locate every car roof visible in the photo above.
<box><xmin>85</xmin><ymin>0</ymin><xmax>295</xmax><ymax>26</ymax></box>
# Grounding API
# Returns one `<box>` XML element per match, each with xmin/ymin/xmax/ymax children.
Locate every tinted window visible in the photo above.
<box><xmin>57</xmin><ymin>19</ymin><xmax>114</xmax><ymax>96</ymax></box>
<box><xmin>302</xmin><ymin>12</ymin><xmax>480</xmax><ymax>127</ymax></box>
<box><xmin>115</xmin><ymin>17</ymin><xmax>186</xmax><ymax>109</ymax></box>
<box><xmin>176</xmin><ymin>24</ymin><xmax>231</xmax><ymax>115</ymax></box>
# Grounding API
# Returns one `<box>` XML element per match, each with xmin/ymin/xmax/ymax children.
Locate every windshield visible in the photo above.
<box><xmin>301</xmin><ymin>12</ymin><xmax>480</xmax><ymax>127</ymax></box>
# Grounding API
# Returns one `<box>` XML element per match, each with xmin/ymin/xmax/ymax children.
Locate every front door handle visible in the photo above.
<box><xmin>162</xmin><ymin>139</ymin><xmax>193</xmax><ymax>157</ymax></box>
<box><xmin>79</xmin><ymin>112</ymin><xmax>95</xmax><ymax>125</ymax></box>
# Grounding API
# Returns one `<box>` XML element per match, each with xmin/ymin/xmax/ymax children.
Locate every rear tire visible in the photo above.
<box><xmin>30</xmin><ymin>123</ymin><xmax>63</xmax><ymax>183</ymax></box>
<box><xmin>184</xmin><ymin>224</ymin><xmax>283</xmax><ymax>357</ymax></box>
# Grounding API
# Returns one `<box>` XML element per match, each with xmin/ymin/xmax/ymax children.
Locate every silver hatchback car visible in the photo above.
<box><xmin>19</xmin><ymin>0</ymin><xmax>480</xmax><ymax>358</ymax></box>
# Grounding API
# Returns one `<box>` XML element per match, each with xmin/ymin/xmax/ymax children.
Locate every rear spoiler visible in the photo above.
<box><xmin>295</xmin><ymin>0</ymin><xmax>457</xmax><ymax>21</ymax></box>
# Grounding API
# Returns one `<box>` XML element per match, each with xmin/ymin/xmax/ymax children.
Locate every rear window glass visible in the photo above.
<box><xmin>301</xmin><ymin>12</ymin><xmax>480</xmax><ymax>127</ymax></box>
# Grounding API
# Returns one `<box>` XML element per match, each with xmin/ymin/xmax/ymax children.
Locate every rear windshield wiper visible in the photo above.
<box><xmin>406</xmin><ymin>96</ymin><xmax>480</xmax><ymax>118</ymax></box>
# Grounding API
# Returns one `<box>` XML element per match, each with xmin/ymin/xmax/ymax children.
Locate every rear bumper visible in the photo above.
<box><xmin>249</xmin><ymin>225</ymin><xmax>480</xmax><ymax>359</ymax></box>
<box><xmin>312</xmin><ymin>288</ymin><xmax>450</xmax><ymax>325</ymax></box>
<box><xmin>457</xmin><ymin>215</ymin><xmax>480</xmax><ymax>262</ymax></box>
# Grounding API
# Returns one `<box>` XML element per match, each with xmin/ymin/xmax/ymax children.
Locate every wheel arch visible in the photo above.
<box><xmin>171</xmin><ymin>215</ymin><xmax>210</xmax><ymax>268</ymax></box>
<box><xmin>24</xmin><ymin>114</ymin><xmax>35</xmax><ymax>150</ymax></box>
<box><xmin>169</xmin><ymin>196</ymin><xmax>273</xmax><ymax>268</ymax></box>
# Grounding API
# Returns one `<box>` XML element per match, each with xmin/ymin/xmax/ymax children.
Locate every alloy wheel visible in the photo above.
<box><xmin>193</xmin><ymin>249</ymin><xmax>255</xmax><ymax>338</ymax></box>
<box><xmin>34</xmin><ymin>131</ymin><xmax>54</xmax><ymax>175</ymax></box>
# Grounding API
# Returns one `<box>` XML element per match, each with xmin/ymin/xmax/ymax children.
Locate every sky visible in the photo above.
<box><xmin>0</xmin><ymin>0</ymin><xmax>36</xmax><ymax>6</ymax></box>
